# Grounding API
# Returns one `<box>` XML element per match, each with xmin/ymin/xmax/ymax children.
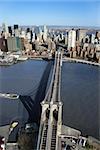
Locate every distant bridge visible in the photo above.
<box><xmin>37</xmin><ymin>51</ymin><xmax>63</xmax><ymax>150</ymax></box>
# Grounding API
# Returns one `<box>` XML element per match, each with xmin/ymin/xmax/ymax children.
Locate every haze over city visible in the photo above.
<box><xmin>0</xmin><ymin>1</ymin><xmax>100</xmax><ymax>27</ymax></box>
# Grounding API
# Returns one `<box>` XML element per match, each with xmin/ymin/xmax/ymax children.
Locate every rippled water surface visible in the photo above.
<box><xmin>0</xmin><ymin>60</ymin><xmax>100</xmax><ymax>139</ymax></box>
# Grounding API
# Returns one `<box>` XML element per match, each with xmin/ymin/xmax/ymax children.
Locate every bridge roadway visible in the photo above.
<box><xmin>37</xmin><ymin>51</ymin><xmax>63</xmax><ymax>150</ymax></box>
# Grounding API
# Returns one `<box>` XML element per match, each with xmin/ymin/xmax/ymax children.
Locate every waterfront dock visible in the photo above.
<box><xmin>17</xmin><ymin>56</ymin><xmax>28</xmax><ymax>61</ymax></box>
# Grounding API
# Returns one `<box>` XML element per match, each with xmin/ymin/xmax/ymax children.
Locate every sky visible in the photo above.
<box><xmin>0</xmin><ymin>0</ymin><xmax>100</xmax><ymax>27</ymax></box>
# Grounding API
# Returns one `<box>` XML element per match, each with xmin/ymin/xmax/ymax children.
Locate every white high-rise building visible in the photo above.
<box><xmin>43</xmin><ymin>25</ymin><xmax>47</xmax><ymax>41</ymax></box>
<box><xmin>37</xmin><ymin>27</ymin><xmax>43</xmax><ymax>42</ymax></box>
<box><xmin>61</xmin><ymin>33</ymin><xmax>64</xmax><ymax>40</ymax></box>
<box><xmin>20</xmin><ymin>30</ymin><xmax>26</xmax><ymax>39</ymax></box>
<box><xmin>65</xmin><ymin>34</ymin><xmax>68</xmax><ymax>45</ymax></box>
<box><xmin>15</xmin><ymin>29</ymin><xmax>20</xmax><ymax>37</ymax></box>
<box><xmin>26</xmin><ymin>32</ymin><xmax>31</xmax><ymax>42</ymax></box>
<box><xmin>68</xmin><ymin>29</ymin><xmax>76</xmax><ymax>50</ymax></box>
<box><xmin>32</xmin><ymin>32</ymin><xmax>35</xmax><ymax>42</ymax></box>
<box><xmin>91</xmin><ymin>34</ymin><xmax>95</xmax><ymax>44</ymax></box>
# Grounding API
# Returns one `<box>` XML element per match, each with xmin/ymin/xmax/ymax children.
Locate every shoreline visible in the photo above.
<box><xmin>0</xmin><ymin>56</ymin><xmax>100</xmax><ymax>67</ymax></box>
<box><xmin>0</xmin><ymin>61</ymin><xmax>17</xmax><ymax>66</ymax></box>
<box><xmin>63</xmin><ymin>57</ymin><xmax>100</xmax><ymax>67</ymax></box>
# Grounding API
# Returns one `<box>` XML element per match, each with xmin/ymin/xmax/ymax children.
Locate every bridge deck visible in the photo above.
<box><xmin>37</xmin><ymin>51</ymin><xmax>62</xmax><ymax>150</ymax></box>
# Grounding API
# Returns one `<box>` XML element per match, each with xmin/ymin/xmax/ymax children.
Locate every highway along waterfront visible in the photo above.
<box><xmin>0</xmin><ymin>59</ymin><xmax>100</xmax><ymax>140</ymax></box>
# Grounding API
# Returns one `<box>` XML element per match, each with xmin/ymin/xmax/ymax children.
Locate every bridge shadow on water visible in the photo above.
<box><xmin>19</xmin><ymin>61</ymin><xmax>53</xmax><ymax>125</ymax></box>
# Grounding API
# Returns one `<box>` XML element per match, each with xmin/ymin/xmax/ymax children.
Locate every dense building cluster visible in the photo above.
<box><xmin>0</xmin><ymin>23</ymin><xmax>56</xmax><ymax>56</ymax></box>
<box><xmin>50</xmin><ymin>28</ymin><xmax>100</xmax><ymax>62</ymax></box>
<box><xmin>67</xmin><ymin>29</ymin><xmax>100</xmax><ymax>62</ymax></box>
<box><xmin>0</xmin><ymin>23</ymin><xmax>100</xmax><ymax>63</ymax></box>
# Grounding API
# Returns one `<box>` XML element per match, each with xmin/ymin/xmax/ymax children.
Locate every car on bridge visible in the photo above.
<box><xmin>25</xmin><ymin>123</ymin><xmax>38</xmax><ymax>134</ymax></box>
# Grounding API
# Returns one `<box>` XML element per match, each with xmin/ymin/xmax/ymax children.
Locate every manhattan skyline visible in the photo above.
<box><xmin>0</xmin><ymin>1</ymin><xmax>100</xmax><ymax>27</ymax></box>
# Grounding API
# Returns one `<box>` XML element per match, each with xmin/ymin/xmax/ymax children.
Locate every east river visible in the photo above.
<box><xmin>0</xmin><ymin>60</ymin><xmax>100</xmax><ymax>140</ymax></box>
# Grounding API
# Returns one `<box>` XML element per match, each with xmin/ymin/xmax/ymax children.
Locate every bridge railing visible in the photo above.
<box><xmin>43</xmin><ymin>52</ymin><xmax>58</xmax><ymax>103</ymax></box>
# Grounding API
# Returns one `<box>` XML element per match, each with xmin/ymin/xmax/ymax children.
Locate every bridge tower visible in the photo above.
<box><xmin>37</xmin><ymin>51</ymin><xmax>63</xmax><ymax>150</ymax></box>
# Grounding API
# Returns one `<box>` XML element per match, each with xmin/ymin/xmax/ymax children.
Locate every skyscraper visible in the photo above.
<box><xmin>26</xmin><ymin>32</ymin><xmax>31</xmax><ymax>42</ymax></box>
<box><xmin>2</xmin><ymin>23</ymin><xmax>8</xmax><ymax>33</ymax></box>
<box><xmin>8</xmin><ymin>26</ymin><xmax>12</xmax><ymax>36</ymax></box>
<box><xmin>34</xmin><ymin>26</ymin><xmax>41</xmax><ymax>41</ymax></box>
<box><xmin>7</xmin><ymin>37</ymin><xmax>23</xmax><ymax>51</ymax></box>
<box><xmin>34</xmin><ymin>26</ymin><xmax>40</xmax><ymax>36</ymax></box>
<box><xmin>79</xmin><ymin>29</ymin><xmax>87</xmax><ymax>43</ymax></box>
<box><xmin>68</xmin><ymin>29</ymin><xmax>76</xmax><ymax>50</ymax></box>
<box><xmin>14</xmin><ymin>25</ymin><xmax>18</xmax><ymax>30</ymax></box>
<box><xmin>0</xmin><ymin>38</ymin><xmax>8</xmax><ymax>52</ymax></box>
<box><xmin>65</xmin><ymin>33</ymin><xmax>68</xmax><ymax>45</ymax></box>
<box><xmin>14</xmin><ymin>25</ymin><xmax>19</xmax><ymax>37</ymax></box>
<box><xmin>43</xmin><ymin>25</ymin><xmax>47</xmax><ymax>42</ymax></box>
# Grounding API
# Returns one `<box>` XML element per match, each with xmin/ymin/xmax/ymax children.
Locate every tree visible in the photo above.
<box><xmin>18</xmin><ymin>132</ymin><xmax>33</xmax><ymax>150</ymax></box>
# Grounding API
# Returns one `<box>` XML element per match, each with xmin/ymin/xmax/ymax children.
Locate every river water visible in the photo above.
<box><xmin>0</xmin><ymin>60</ymin><xmax>100</xmax><ymax>140</ymax></box>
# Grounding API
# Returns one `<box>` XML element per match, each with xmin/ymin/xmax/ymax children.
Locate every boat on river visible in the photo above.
<box><xmin>0</xmin><ymin>93</ymin><xmax>19</xmax><ymax>99</ymax></box>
